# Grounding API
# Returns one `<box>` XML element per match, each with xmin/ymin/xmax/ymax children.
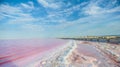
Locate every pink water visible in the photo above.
<box><xmin>0</xmin><ymin>39</ymin><xmax>68</xmax><ymax>67</ymax></box>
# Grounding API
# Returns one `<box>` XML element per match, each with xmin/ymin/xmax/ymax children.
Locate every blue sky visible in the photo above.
<box><xmin>0</xmin><ymin>0</ymin><xmax>120</xmax><ymax>39</ymax></box>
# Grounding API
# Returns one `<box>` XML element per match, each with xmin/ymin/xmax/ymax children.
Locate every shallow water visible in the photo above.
<box><xmin>77</xmin><ymin>44</ymin><xmax>102</xmax><ymax>59</ymax></box>
<box><xmin>75</xmin><ymin>42</ymin><xmax>117</xmax><ymax>67</ymax></box>
<box><xmin>0</xmin><ymin>39</ymin><xmax>69</xmax><ymax>67</ymax></box>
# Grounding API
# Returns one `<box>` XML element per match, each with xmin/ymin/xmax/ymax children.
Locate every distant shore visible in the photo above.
<box><xmin>61</xmin><ymin>35</ymin><xmax>120</xmax><ymax>44</ymax></box>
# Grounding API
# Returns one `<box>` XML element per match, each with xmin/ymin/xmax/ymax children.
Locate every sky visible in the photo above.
<box><xmin>0</xmin><ymin>0</ymin><xmax>120</xmax><ymax>39</ymax></box>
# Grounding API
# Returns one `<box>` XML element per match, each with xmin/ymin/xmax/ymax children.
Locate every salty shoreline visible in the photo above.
<box><xmin>38</xmin><ymin>40</ymin><xmax>120</xmax><ymax>67</ymax></box>
<box><xmin>37</xmin><ymin>40</ymin><xmax>77</xmax><ymax>67</ymax></box>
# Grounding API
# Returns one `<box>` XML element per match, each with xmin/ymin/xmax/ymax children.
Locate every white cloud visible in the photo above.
<box><xmin>21</xmin><ymin>1</ymin><xmax>34</xmax><ymax>9</ymax></box>
<box><xmin>52</xmin><ymin>12</ymin><xmax>120</xmax><ymax>29</ymax></box>
<box><xmin>37</xmin><ymin>0</ymin><xmax>60</xmax><ymax>9</ymax></box>
<box><xmin>106</xmin><ymin>6</ymin><xmax>120</xmax><ymax>13</ymax></box>
<box><xmin>84</xmin><ymin>5</ymin><xmax>120</xmax><ymax>16</ymax></box>
<box><xmin>84</xmin><ymin>5</ymin><xmax>103</xmax><ymax>15</ymax></box>
<box><xmin>0</xmin><ymin>4</ymin><xmax>38</xmax><ymax>23</ymax></box>
<box><xmin>83</xmin><ymin>0</ymin><xmax>120</xmax><ymax>16</ymax></box>
<box><xmin>44</xmin><ymin>2</ymin><xmax>89</xmax><ymax>24</ymax></box>
<box><xmin>8</xmin><ymin>16</ymin><xmax>38</xmax><ymax>24</ymax></box>
<box><xmin>0</xmin><ymin>4</ymin><xmax>42</xmax><ymax>31</ymax></box>
<box><xmin>0</xmin><ymin>3</ymin><xmax>66</xmax><ymax>26</ymax></box>
<box><xmin>21</xmin><ymin>24</ymin><xmax>44</xmax><ymax>31</ymax></box>
<box><xmin>0</xmin><ymin>4</ymin><xmax>22</xmax><ymax>16</ymax></box>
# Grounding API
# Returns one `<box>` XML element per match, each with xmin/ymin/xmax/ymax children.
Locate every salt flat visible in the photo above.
<box><xmin>0</xmin><ymin>39</ymin><xmax>120</xmax><ymax>67</ymax></box>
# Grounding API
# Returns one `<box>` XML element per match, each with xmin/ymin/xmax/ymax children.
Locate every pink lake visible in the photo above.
<box><xmin>0</xmin><ymin>39</ymin><xmax>69</xmax><ymax>67</ymax></box>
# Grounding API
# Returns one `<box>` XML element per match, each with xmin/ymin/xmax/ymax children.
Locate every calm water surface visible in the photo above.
<box><xmin>0</xmin><ymin>39</ymin><xmax>69</xmax><ymax>67</ymax></box>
